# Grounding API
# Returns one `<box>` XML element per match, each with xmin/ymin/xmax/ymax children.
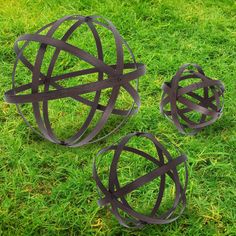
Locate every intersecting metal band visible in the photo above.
<box><xmin>160</xmin><ymin>64</ymin><xmax>224</xmax><ymax>135</ymax></box>
<box><xmin>93</xmin><ymin>132</ymin><xmax>188</xmax><ymax>228</ymax></box>
<box><xmin>4</xmin><ymin>15</ymin><xmax>146</xmax><ymax>146</ymax></box>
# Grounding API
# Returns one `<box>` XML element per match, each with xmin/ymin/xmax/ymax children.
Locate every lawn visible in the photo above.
<box><xmin>0</xmin><ymin>0</ymin><xmax>236</xmax><ymax>235</ymax></box>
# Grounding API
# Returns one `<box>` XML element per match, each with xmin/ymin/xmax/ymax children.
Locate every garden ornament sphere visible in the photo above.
<box><xmin>4</xmin><ymin>15</ymin><xmax>146</xmax><ymax>147</ymax></box>
<box><xmin>160</xmin><ymin>64</ymin><xmax>224</xmax><ymax>135</ymax></box>
<box><xmin>93</xmin><ymin>132</ymin><xmax>188</xmax><ymax>228</ymax></box>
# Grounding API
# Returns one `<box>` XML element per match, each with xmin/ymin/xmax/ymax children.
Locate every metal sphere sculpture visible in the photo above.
<box><xmin>160</xmin><ymin>64</ymin><xmax>224</xmax><ymax>135</ymax></box>
<box><xmin>93</xmin><ymin>132</ymin><xmax>188</xmax><ymax>228</ymax></box>
<box><xmin>4</xmin><ymin>15</ymin><xmax>145</xmax><ymax>147</ymax></box>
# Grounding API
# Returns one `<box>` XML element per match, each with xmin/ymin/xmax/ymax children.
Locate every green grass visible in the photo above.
<box><xmin>0</xmin><ymin>0</ymin><xmax>236</xmax><ymax>235</ymax></box>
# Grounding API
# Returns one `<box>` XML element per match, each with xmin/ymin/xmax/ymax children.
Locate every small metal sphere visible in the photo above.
<box><xmin>93</xmin><ymin>132</ymin><xmax>188</xmax><ymax>228</ymax></box>
<box><xmin>4</xmin><ymin>15</ymin><xmax>145</xmax><ymax>147</ymax></box>
<box><xmin>160</xmin><ymin>64</ymin><xmax>224</xmax><ymax>135</ymax></box>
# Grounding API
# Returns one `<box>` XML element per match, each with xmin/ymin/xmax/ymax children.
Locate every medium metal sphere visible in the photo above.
<box><xmin>93</xmin><ymin>132</ymin><xmax>188</xmax><ymax>228</ymax></box>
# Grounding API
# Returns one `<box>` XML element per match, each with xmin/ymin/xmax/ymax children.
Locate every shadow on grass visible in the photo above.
<box><xmin>199</xmin><ymin>115</ymin><xmax>235</xmax><ymax>137</ymax></box>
